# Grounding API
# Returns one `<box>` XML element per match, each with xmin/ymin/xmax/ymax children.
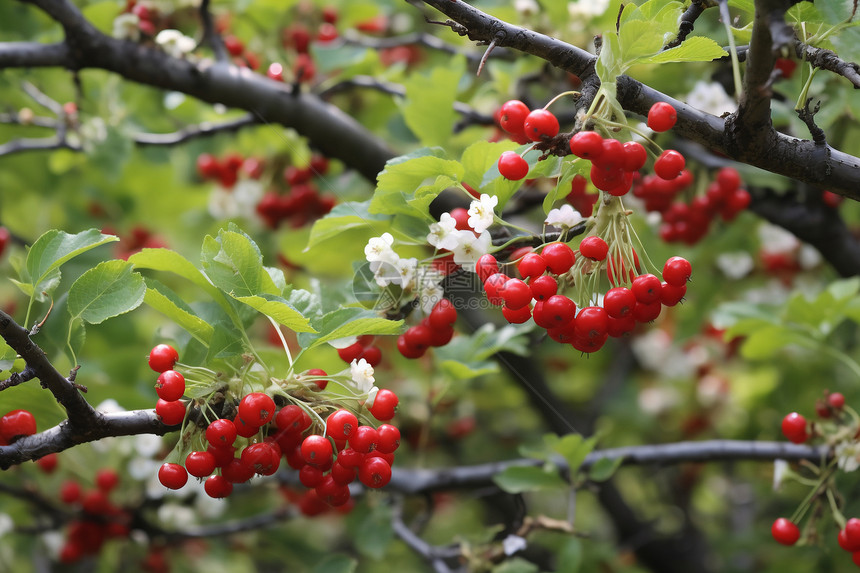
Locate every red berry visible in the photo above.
<box><xmin>376</xmin><ymin>424</ymin><xmax>401</xmax><ymax>454</ymax></box>
<box><xmin>537</xmin><ymin>295</ymin><xmax>576</xmax><ymax>328</ymax></box>
<box><xmin>498</xmin><ymin>100</ymin><xmax>530</xmax><ymax>136</ymax></box>
<box><xmin>541</xmin><ymin>242</ymin><xmax>575</xmax><ymax>275</ymax></box>
<box><xmin>569</xmin><ymin>131</ymin><xmax>604</xmax><ymax>160</ymax></box>
<box><xmin>337</xmin><ymin>342</ymin><xmax>364</xmax><ymax>364</ymax></box>
<box><xmin>631</xmin><ymin>274</ymin><xmax>663</xmax><ymax>304</ymax></box>
<box><xmin>660</xmin><ymin>282</ymin><xmax>687</xmax><ymax>306</ymax></box>
<box><xmin>158</xmin><ymin>463</ymin><xmax>188</xmax><ymax>490</ymax></box>
<box><xmin>359</xmin><ymin>456</ymin><xmax>392</xmax><ymax>488</ymax></box>
<box><xmin>95</xmin><ymin>468</ymin><xmax>119</xmax><ymax>492</ymax></box>
<box><xmin>397</xmin><ymin>334</ymin><xmax>425</xmax><ymax>359</ymax></box>
<box><xmin>148</xmin><ymin>344</ymin><xmax>178</xmax><ymax>373</ymax></box>
<box><xmin>662</xmin><ymin>256</ymin><xmax>692</xmax><ymax>286</ymax></box>
<box><xmin>500</xmin><ymin>278</ymin><xmax>533</xmax><ymax>310</ymax></box>
<box><xmin>498</xmin><ymin>151</ymin><xmax>529</xmax><ymax>181</ymax></box>
<box><xmin>603</xmin><ymin>287</ymin><xmax>636</xmax><ymax>319</ymax></box>
<box><xmin>359</xmin><ymin>345</ymin><xmax>382</xmax><ymax>367</ymax></box>
<box><xmin>844</xmin><ymin>519</ymin><xmax>860</xmax><ymax>551</ymax></box>
<box><xmin>238</xmin><ymin>392</ymin><xmax>276</xmax><ymax>427</ymax></box>
<box><xmin>781</xmin><ymin>412</ymin><xmax>809</xmax><ymax>444</ymax></box>
<box><xmin>502</xmin><ymin>305</ymin><xmax>532</xmax><ymax>324</ymax></box>
<box><xmin>266</xmin><ymin>62</ymin><xmax>284</xmax><ymax>82</ymax></box>
<box><xmin>155</xmin><ymin>399</ymin><xmax>186</xmax><ymax>426</ymax></box>
<box><xmin>632</xmin><ymin>300</ymin><xmax>661</xmax><ymax>323</ymax></box>
<box><xmin>579</xmin><ymin>236</ymin><xmax>609</xmax><ymax>261</ymax></box>
<box><xmin>317</xmin><ymin>22</ymin><xmax>338</xmax><ymax>43</ymax></box>
<box><xmin>517</xmin><ymin>253</ymin><xmax>547</xmax><ymax>280</ymax></box>
<box><xmin>647</xmin><ymin>102</ymin><xmax>677</xmax><ymax>132</ymax></box>
<box><xmin>206</xmin><ymin>419</ymin><xmax>237</xmax><ymax>447</ymax></box>
<box><xmin>36</xmin><ymin>453</ymin><xmax>58</xmax><ymax>473</ymax></box>
<box><xmin>622</xmin><ymin>141</ymin><xmax>647</xmax><ymax>172</ymax></box>
<box><xmin>0</xmin><ymin>409</ymin><xmax>36</xmax><ymax>441</ymax></box>
<box><xmin>223</xmin><ymin>35</ymin><xmax>244</xmax><ymax>57</ymax></box>
<box><xmin>185</xmin><ymin>451</ymin><xmax>217</xmax><ymax>478</ymax></box>
<box><xmin>716</xmin><ymin>168</ymin><xmax>742</xmax><ymax>193</ymax></box>
<box><xmin>275</xmin><ymin>404</ymin><xmax>312</xmax><ymax>434</ymax></box>
<box><xmin>475</xmin><ymin>254</ymin><xmax>500</xmax><ymax>282</ymax></box>
<box><xmin>222</xmin><ymin>458</ymin><xmax>255</xmax><ymax>483</ymax></box>
<box><xmin>204</xmin><ymin>475</ymin><xmax>233</xmax><ymax>498</ymax></box>
<box><xmin>523</xmin><ymin>109</ymin><xmax>559</xmax><ymax>141</ymax></box>
<box><xmin>196</xmin><ymin>153</ymin><xmax>221</xmax><ymax>179</ymax></box>
<box><xmin>654</xmin><ymin>150</ymin><xmax>686</xmax><ymax>180</ymax></box>
<box><xmin>530</xmin><ymin>275</ymin><xmax>558</xmax><ymax>301</ymax></box>
<box><xmin>774</xmin><ymin>57</ymin><xmax>797</xmax><ymax>79</ymax></box>
<box><xmin>839</xmin><ymin>528</ymin><xmax>860</xmax><ymax>552</ymax></box>
<box><xmin>429</xmin><ymin>298</ymin><xmax>458</xmax><ymax>329</ymax></box>
<box><xmin>60</xmin><ymin>480</ymin><xmax>82</xmax><ymax>504</ymax></box>
<box><xmin>155</xmin><ymin>370</ymin><xmax>185</xmax><ymax>402</ymax></box>
<box><xmin>301</xmin><ymin>435</ymin><xmax>334</xmax><ymax>467</ymax></box>
<box><xmin>404</xmin><ymin>325</ymin><xmax>433</xmax><ymax>353</ymax></box>
<box><xmin>829</xmin><ymin>392</ymin><xmax>846</xmax><ymax>409</ymax></box>
<box><xmin>369</xmin><ymin>389</ymin><xmax>399</xmax><ymax>421</ymax></box>
<box><xmin>241</xmin><ymin>442</ymin><xmax>280</xmax><ymax>475</ymax></box>
<box><xmin>770</xmin><ymin>517</ymin><xmax>800</xmax><ymax>546</ymax></box>
<box><xmin>607</xmin><ymin>315</ymin><xmax>636</xmax><ymax>338</ymax></box>
<box><xmin>349</xmin><ymin>425</ymin><xmax>379</xmax><ymax>454</ymax></box>
<box><xmin>326</xmin><ymin>409</ymin><xmax>359</xmax><ymax>440</ymax></box>
<box><xmin>484</xmin><ymin>272</ymin><xmax>509</xmax><ymax>306</ymax></box>
<box><xmin>574</xmin><ymin>306</ymin><xmax>609</xmax><ymax>340</ymax></box>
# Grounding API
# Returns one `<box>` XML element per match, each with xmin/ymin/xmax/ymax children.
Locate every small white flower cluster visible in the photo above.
<box><xmin>426</xmin><ymin>193</ymin><xmax>500</xmax><ymax>270</ymax></box>
<box><xmin>364</xmin><ymin>232</ymin><xmax>419</xmax><ymax>289</ymax></box>
<box><xmin>350</xmin><ymin>358</ymin><xmax>378</xmax><ymax>407</ymax></box>
<box><xmin>686</xmin><ymin>81</ymin><xmax>737</xmax><ymax>117</ymax></box>
<box><xmin>836</xmin><ymin>441</ymin><xmax>860</xmax><ymax>473</ymax></box>
<box><xmin>545</xmin><ymin>204</ymin><xmax>584</xmax><ymax>229</ymax></box>
<box><xmin>154</xmin><ymin>29</ymin><xmax>197</xmax><ymax>59</ymax></box>
<box><xmin>208</xmin><ymin>179</ymin><xmax>264</xmax><ymax>220</ymax></box>
<box><xmin>112</xmin><ymin>13</ymin><xmax>140</xmax><ymax>41</ymax></box>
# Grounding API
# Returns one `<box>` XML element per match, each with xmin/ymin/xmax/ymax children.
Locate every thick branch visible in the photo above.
<box><xmin>0</xmin><ymin>41</ymin><xmax>70</xmax><ymax>68</ymax></box>
<box><xmin>386</xmin><ymin>440</ymin><xmax>827</xmax><ymax>494</ymax></box>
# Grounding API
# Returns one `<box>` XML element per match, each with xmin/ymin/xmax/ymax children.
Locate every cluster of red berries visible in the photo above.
<box><xmin>106</xmin><ymin>225</ymin><xmax>167</xmax><ymax>261</ymax></box>
<box><xmin>275</xmin><ymin>4</ymin><xmax>346</xmax><ymax>83</ymax></box>
<box><xmin>337</xmin><ymin>335</ymin><xmax>383</xmax><ymax>367</ymax></box>
<box><xmin>772</xmin><ymin>512</ymin><xmax>860</xmax><ymax>568</ymax></box>
<box><xmin>56</xmin><ymin>468</ymin><xmax>132</xmax><ymax>563</ymax></box>
<box><xmin>0</xmin><ymin>226</ymin><xmax>10</xmax><ymax>258</ymax></box>
<box><xmin>780</xmin><ymin>392</ymin><xmax>846</xmax><ymax>444</ymax></box>
<box><xmin>634</xmin><ymin>167</ymin><xmax>751</xmax><ymax>244</ymax></box>
<box><xmin>397</xmin><ymin>299</ymin><xmax>458</xmax><ymax>359</ymax></box>
<box><xmin>565</xmin><ymin>174</ymin><xmax>598</xmax><ymax>217</ymax></box>
<box><xmin>121</xmin><ymin>0</ymin><xmax>162</xmax><ymax>38</ymax></box>
<box><xmin>196</xmin><ymin>151</ymin><xmax>262</xmax><ymax>189</ymax></box>
<box><xmin>148</xmin><ymin>343</ymin><xmax>401</xmax><ymax>506</ymax></box>
<box><xmin>255</xmin><ymin>155</ymin><xmax>336</xmax><ymax>229</ymax></box>
<box><xmin>0</xmin><ymin>408</ymin><xmax>36</xmax><ymax>445</ymax></box>
<box><xmin>475</xmin><ymin>243</ymin><xmax>691</xmax><ymax>352</ymax></box>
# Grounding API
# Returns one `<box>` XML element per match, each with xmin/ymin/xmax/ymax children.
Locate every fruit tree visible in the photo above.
<box><xmin>2</xmin><ymin>0</ymin><xmax>860</xmax><ymax>571</ymax></box>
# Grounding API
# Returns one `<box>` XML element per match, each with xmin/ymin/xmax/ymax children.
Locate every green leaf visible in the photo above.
<box><xmin>620</xmin><ymin>19</ymin><xmax>665</xmax><ymax>63</ymax></box>
<box><xmin>129</xmin><ymin>248</ymin><xmax>221</xmax><ymax>299</ymax></box>
<box><xmin>67</xmin><ymin>260</ymin><xmax>145</xmax><ymax>325</ymax></box>
<box><xmin>206</xmin><ymin>321</ymin><xmax>246</xmax><ymax>360</ymax></box>
<box><xmin>401</xmin><ymin>55</ymin><xmax>465</xmax><ymax>146</ymax></box>
<box><xmin>142</xmin><ymin>278</ymin><xmax>214</xmax><ymax>345</ymax></box>
<box><xmin>312</xmin><ymin>555</ymin><xmax>357</xmax><ymax>573</ymax></box>
<box><xmin>740</xmin><ymin>325</ymin><xmax>803</xmax><ymax>360</ymax></box>
<box><xmin>232</xmin><ymin>293</ymin><xmax>315</xmax><ymax>333</ymax></box>
<box><xmin>637</xmin><ymin>36</ymin><xmax>728</xmax><ymax>64</ymax></box>
<box><xmin>439</xmin><ymin>358</ymin><xmax>498</xmax><ymax>380</ymax></box>
<box><xmin>555</xmin><ymin>538</ymin><xmax>583</xmax><ymax>573</ymax></box>
<box><xmin>298</xmin><ymin>307</ymin><xmax>402</xmax><ymax>350</ymax></box>
<box><xmin>307</xmin><ymin>200</ymin><xmax>389</xmax><ymax>249</ymax></box>
<box><xmin>461</xmin><ymin>140</ymin><xmax>520</xmax><ymax>190</ymax></box>
<box><xmin>372</xmin><ymin>149</ymin><xmax>464</xmax><ymax>217</ymax></box>
<box><xmin>588</xmin><ymin>456</ymin><xmax>623</xmax><ymax>482</ymax></box>
<box><xmin>553</xmin><ymin>434</ymin><xmax>597</xmax><ymax>475</ymax></box>
<box><xmin>351</xmin><ymin>503</ymin><xmax>394</xmax><ymax>559</ymax></box>
<box><xmin>201</xmin><ymin>228</ymin><xmax>279</xmax><ymax>298</ymax></box>
<box><xmin>434</xmin><ymin>323</ymin><xmax>533</xmax><ymax>380</ymax></box>
<box><xmin>493</xmin><ymin>465</ymin><xmax>566</xmax><ymax>494</ymax></box>
<box><xmin>25</xmin><ymin>229</ymin><xmax>118</xmax><ymax>296</ymax></box>
<box><xmin>493</xmin><ymin>559</ymin><xmax>539</xmax><ymax>573</ymax></box>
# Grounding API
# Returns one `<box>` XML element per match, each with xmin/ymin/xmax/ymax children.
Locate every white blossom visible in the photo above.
<box><xmin>836</xmin><ymin>441</ymin><xmax>860</xmax><ymax>472</ymax></box>
<box><xmin>365</xmin><ymin>233</ymin><xmax>396</xmax><ymax>262</ymax></box>
<box><xmin>467</xmin><ymin>194</ymin><xmax>498</xmax><ymax>234</ymax></box>
<box><xmin>569</xmin><ymin>0</ymin><xmax>610</xmax><ymax>18</ymax></box>
<box><xmin>427</xmin><ymin>212</ymin><xmax>460</xmax><ymax>250</ymax></box>
<box><xmin>759</xmin><ymin>222</ymin><xmax>800</xmax><ymax>254</ymax></box>
<box><xmin>134</xmin><ymin>434</ymin><xmax>163</xmax><ymax>458</ymax></box>
<box><xmin>503</xmin><ymin>534</ymin><xmax>527</xmax><ymax>556</ymax></box>
<box><xmin>420</xmin><ymin>281</ymin><xmax>445</xmax><ymax>314</ymax></box>
<box><xmin>112</xmin><ymin>13</ymin><xmax>140</xmax><ymax>41</ymax></box>
<box><xmin>686</xmin><ymin>80</ymin><xmax>737</xmax><ymax>117</ymax></box>
<box><xmin>155</xmin><ymin>29</ymin><xmax>197</xmax><ymax>58</ymax></box>
<box><xmin>391</xmin><ymin>257</ymin><xmax>418</xmax><ymax>288</ymax></box>
<box><xmin>545</xmin><ymin>204</ymin><xmax>584</xmax><ymax>229</ymax></box>
<box><xmin>157</xmin><ymin>504</ymin><xmax>196</xmax><ymax>528</ymax></box>
<box><xmin>798</xmin><ymin>244</ymin><xmax>822</xmax><ymax>270</ymax></box>
<box><xmin>773</xmin><ymin>459</ymin><xmax>789</xmax><ymax>491</ymax></box>
<box><xmin>716</xmin><ymin>251</ymin><xmax>755</xmax><ymax>279</ymax></box>
<box><xmin>451</xmin><ymin>230</ymin><xmax>492</xmax><ymax>269</ymax></box>
<box><xmin>365</xmin><ymin>386</ymin><xmax>379</xmax><ymax>409</ymax></box>
<box><xmin>208</xmin><ymin>186</ymin><xmax>240</xmax><ymax>219</ymax></box>
<box><xmin>350</xmin><ymin>358</ymin><xmax>375</xmax><ymax>391</ymax></box>
<box><xmin>0</xmin><ymin>514</ymin><xmax>12</xmax><ymax>539</ymax></box>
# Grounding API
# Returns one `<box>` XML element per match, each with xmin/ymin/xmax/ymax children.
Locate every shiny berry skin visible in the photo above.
<box><xmin>222</xmin><ymin>458</ymin><xmax>255</xmax><ymax>483</ymax></box>
<box><xmin>593</xmin><ymin>138</ymin><xmax>625</xmax><ymax>170</ymax></box>
<box><xmin>158</xmin><ymin>463</ymin><xmax>188</xmax><ymax>490</ymax></box>
<box><xmin>631</xmin><ymin>274</ymin><xmax>663</xmax><ymax>305</ymax></box>
<box><xmin>502</xmin><ymin>304</ymin><xmax>532</xmax><ymax>324</ymax></box>
<box><xmin>523</xmin><ymin>109</ymin><xmax>559</xmax><ymax>141</ymax></box>
<box><xmin>530</xmin><ymin>275</ymin><xmax>558</xmax><ymax>301</ymax></box>
<box><xmin>475</xmin><ymin>254</ymin><xmax>500</xmax><ymax>282</ymax></box>
<box><xmin>607</xmin><ymin>315</ymin><xmax>636</xmax><ymax>338</ymax></box>
<box><xmin>301</xmin><ymin>435</ymin><xmax>334</xmax><ymax>467</ymax></box>
<box><xmin>148</xmin><ymin>344</ymin><xmax>178</xmax><ymax>373</ymax></box>
<box><xmin>647</xmin><ymin>102</ymin><xmax>677</xmax><ymax>132</ymax></box>
<box><xmin>622</xmin><ymin>141</ymin><xmax>647</xmax><ymax>172</ymax></box>
<box><xmin>397</xmin><ymin>335</ymin><xmax>425</xmax><ymax>359</ymax></box>
<box><xmin>500</xmin><ymin>278</ymin><xmax>533</xmax><ymax>310</ymax></box>
<box><xmin>498</xmin><ymin>100</ymin><xmax>530</xmax><ymax>136</ymax></box>
<box><xmin>326</xmin><ymin>409</ymin><xmax>358</xmax><ymax>440</ymax></box>
<box><xmin>337</xmin><ymin>342</ymin><xmax>364</xmax><ymax>364</ymax></box>
<box><xmin>0</xmin><ymin>409</ymin><xmax>36</xmax><ymax>441</ymax></box>
<box><xmin>206</xmin><ymin>419</ymin><xmax>237</xmax><ymax>446</ymax></box>
<box><xmin>483</xmin><ymin>272</ymin><xmax>509</xmax><ymax>306</ymax></box>
<box><xmin>275</xmin><ymin>404</ymin><xmax>312</xmax><ymax>433</ymax></box>
<box><xmin>155</xmin><ymin>370</ymin><xmax>185</xmax><ymax>402</ymax></box>
<box><xmin>517</xmin><ymin>253</ymin><xmax>547</xmax><ymax>279</ymax></box>
<box><xmin>196</xmin><ymin>153</ymin><xmax>221</xmax><ymax>179</ymax></box>
<box><xmin>185</xmin><ymin>451</ymin><xmax>217</xmax><ymax>478</ymax></box>
<box><xmin>660</xmin><ymin>282</ymin><xmax>687</xmax><ymax>306</ymax></box>
<box><xmin>429</xmin><ymin>299</ymin><xmax>458</xmax><ymax>329</ymax></box>
<box><xmin>369</xmin><ymin>389</ymin><xmax>399</xmax><ymax>421</ymax></box>
<box><xmin>569</xmin><ymin>131</ymin><xmax>604</xmax><ymax>160</ymax></box>
<box><xmin>662</xmin><ymin>256</ymin><xmax>692</xmax><ymax>286</ymax></box>
<box><xmin>843</xmin><ymin>519</ymin><xmax>860</xmax><ymax>550</ymax></box>
<box><xmin>829</xmin><ymin>392</ymin><xmax>846</xmax><ymax>409</ymax></box>
<box><xmin>781</xmin><ymin>412</ymin><xmax>809</xmax><ymax>443</ymax></box>
<box><xmin>266</xmin><ymin>62</ymin><xmax>284</xmax><ymax>82</ymax></box>
<box><xmin>538</xmin><ymin>295</ymin><xmax>577</xmax><ymax>328</ymax></box>
<box><xmin>234</xmin><ymin>415</ymin><xmax>260</xmax><ymax>438</ymax></box>
<box><xmin>376</xmin><ymin>424</ymin><xmax>401</xmax><ymax>454</ymax></box>
<box><xmin>241</xmin><ymin>442</ymin><xmax>281</xmax><ymax>475</ymax></box>
<box><xmin>349</xmin><ymin>425</ymin><xmax>379</xmax><ymax>454</ymax></box>
<box><xmin>204</xmin><ymin>475</ymin><xmax>233</xmax><ymax>498</ymax></box>
<box><xmin>771</xmin><ymin>518</ymin><xmax>800</xmax><ymax>546</ymax></box>
<box><xmin>574</xmin><ymin>306</ymin><xmax>609</xmax><ymax>340</ymax></box>
<box><xmin>632</xmin><ymin>300</ymin><xmax>661</xmax><ymax>323</ymax></box>
<box><xmin>498</xmin><ymin>151</ymin><xmax>529</xmax><ymax>181</ymax></box>
<box><xmin>238</xmin><ymin>392</ymin><xmax>276</xmax><ymax>427</ymax></box>
<box><xmin>155</xmin><ymin>399</ymin><xmax>186</xmax><ymax>426</ymax></box>
<box><xmin>579</xmin><ymin>236</ymin><xmax>608</xmax><ymax>261</ymax></box>
<box><xmin>541</xmin><ymin>242</ymin><xmax>576</xmax><ymax>275</ymax></box>
<box><xmin>603</xmin><ymin>287</ymin><xmax>636</xmax><ymax>319</ymax></box>
<box><xmin>359</xmin><ymin>456</ymin><xmax>392</xmax><ymax>488</ymax></box>
<box><xmin>654</xmin><ymin>150</ymin><xmax>686</xmax><ymax>180</ymax></box>
<box><xmin>717</xmin><ymin>168</ymin><xmax>742</xmax><ymax>193</ymax></box>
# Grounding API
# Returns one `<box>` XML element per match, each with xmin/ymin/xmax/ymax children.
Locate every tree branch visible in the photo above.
<box><xmin>0</xmin><ymin>41</ymin><xmax>70</xmax><ymax>68</ymax></box>
<box><xmin>134</xmin><ymin>114</ymin><xmax>259</xmax><ymax>146</ymax></box>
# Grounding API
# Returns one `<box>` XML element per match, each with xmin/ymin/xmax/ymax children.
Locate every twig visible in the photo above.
<box><xmin>476</xmin><ymin>37</ymin><xmax>497</xmax><ymax>76</ymax></box>
<box><xmin>665</xmin><ymin>1</ymin><xmax>708</xmax><ymax>49</ymax></box>
<box><xmin>134</xmin><ymin>114</ymin><xmax>258</xmax><ymax>146</ymax></box>
<box><xmin>197</xmin><ymin>0</ymin><xmax>228</xmax><ymax>61</ymax></box>
<box><xmin>0</xmin><ymin>366</ymin><xmax>37</xmax><ymax>391</ymax></box>
<box><xmin>797</xmin><ymin>98</ymin><xmax>825</xmax><ymax>144</ymax></box>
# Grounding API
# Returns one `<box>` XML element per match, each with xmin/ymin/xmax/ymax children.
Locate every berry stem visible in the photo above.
<box><xmin>543</xmin><ymin>90</ymin><xmax>581</xmax><ymax>110</ymax></box>
<box><xmin>827</xmin><ymin>487</ymin><xmax>846</xmax><ymax>530</ymax></box>
<box><xmin>267</xmin><ymin>316</ymin><xmax>294</xmax><ymax>371</ymax></box>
